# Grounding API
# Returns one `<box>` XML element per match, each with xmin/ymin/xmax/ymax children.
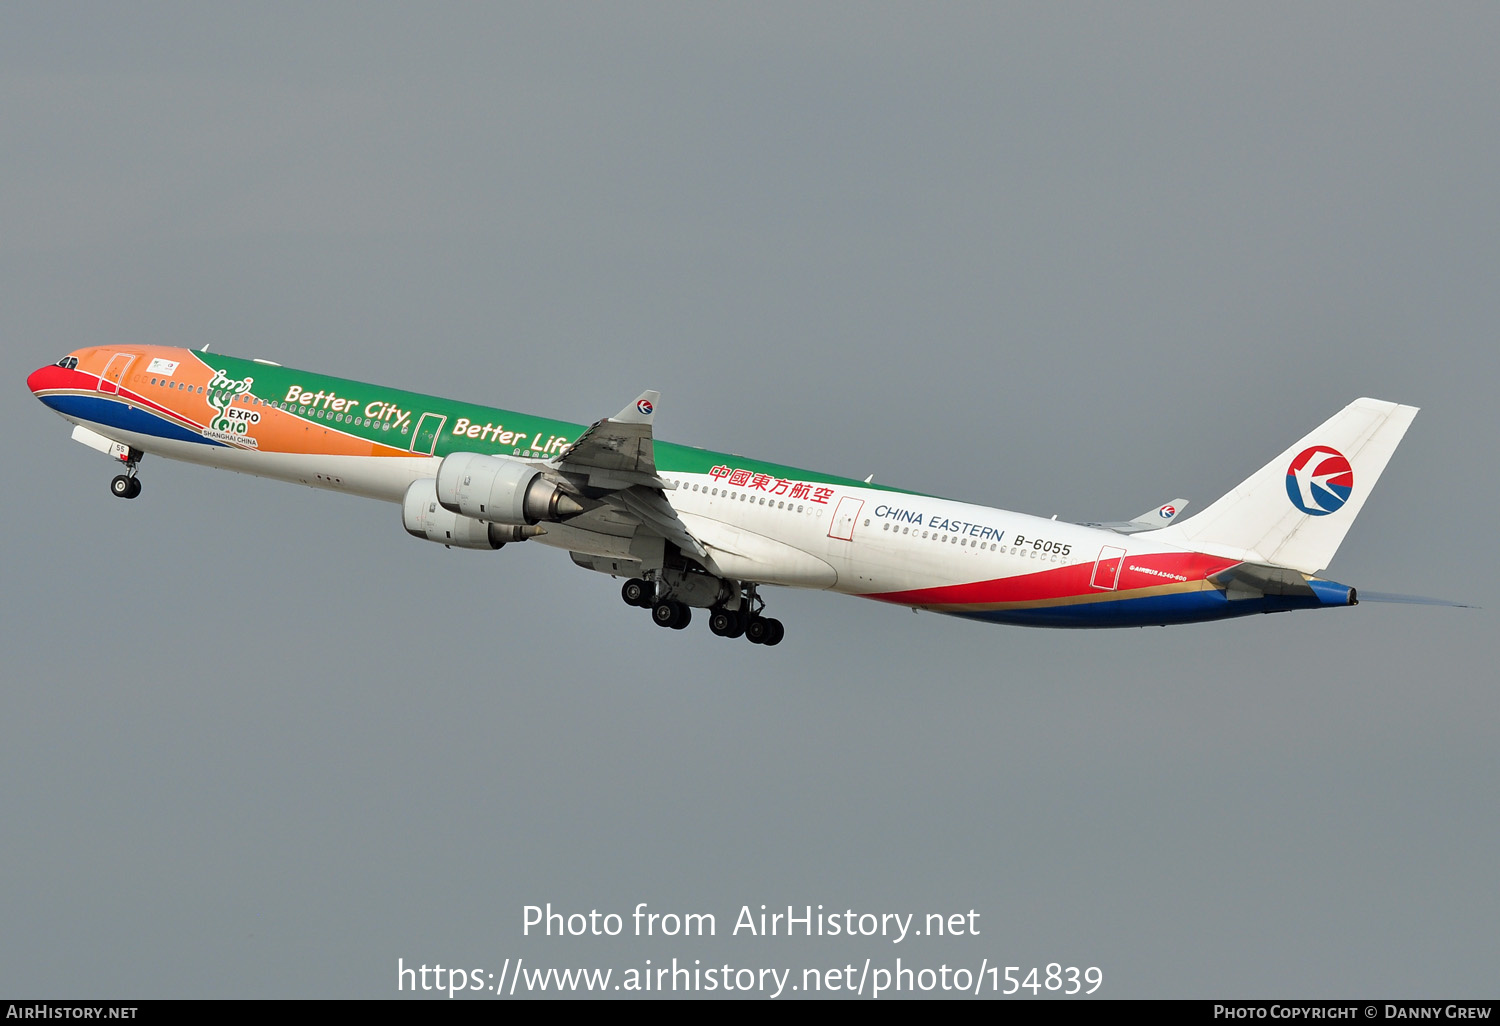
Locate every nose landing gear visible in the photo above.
<box><xmin>109</xmin><ymin>453</ymin><xmax>143</xmax><ymax>499</ymax></box>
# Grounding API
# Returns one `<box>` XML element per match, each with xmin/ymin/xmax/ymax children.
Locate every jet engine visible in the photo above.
<box><xmin>435</xmin><ymin>452</ymin><xmax>584</xmax><ymax>526</ymax></box>
<box><xmin>403</xmin><ymin>478</ymin><xmax>542</xmax><ymax>549</ymax></box>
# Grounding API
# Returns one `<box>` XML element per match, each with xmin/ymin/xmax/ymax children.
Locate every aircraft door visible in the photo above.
<box><xmin>1091</xmin><ymin>545</ymin><xmax>1127</xmax><ymax>590</ymax></box>
<box><xmin>827</xmin><ymin>496</ymin><xmax>864</xmax><ymax>541</ymax></box>
<box><xmin>99</xmin><ymin>353</ymin><xmax>134</xmax><ymax>394</ymax></box>
<box><xmin>410</xmin><ymin>413</ymin><xmax>446</xmax><ymax>456</ymax></box>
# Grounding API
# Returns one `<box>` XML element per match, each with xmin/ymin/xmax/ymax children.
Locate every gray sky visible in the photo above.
<box><xmin>4</xmin><ymin>2</ymin><xmax>1496</xmax><ymax>999</ymax></box>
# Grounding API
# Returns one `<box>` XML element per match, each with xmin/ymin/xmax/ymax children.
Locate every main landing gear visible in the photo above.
<box><xmin>110</xmin><ymin>455</ymin><xmax>142</xmax><ymax>499</ymax></box>
<box><xmin>621</xmin><ymin>577</ymin><xmax>784</xmax><ymax>646</ymax></box>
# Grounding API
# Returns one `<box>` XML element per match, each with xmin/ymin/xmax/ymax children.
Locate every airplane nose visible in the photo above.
<box><xmin>28</xmin><ymin>362</ymin><xmax>76</xmax><ymax>404</ymax></box>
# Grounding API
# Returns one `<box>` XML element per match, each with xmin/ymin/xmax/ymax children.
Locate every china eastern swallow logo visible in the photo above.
<box><xmin>1285</xmin><ymin>446</ymin><xmax>1354</xmax><ymax>516</ymax></box>
<box><xmin>1158</xmin><ymin>504</ymin><xmax>1176</xmax><ymax>519</ymax></box>
<box><xmin>636</xmin><ymin>399</ymin><xmax>654</xmax><ymax>416</ymax></box>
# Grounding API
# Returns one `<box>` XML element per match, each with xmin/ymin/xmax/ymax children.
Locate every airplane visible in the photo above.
<box><xmin>28</xmin><ymin>345</ymin><xmax>1422</xmax><ymax>644</ymax></box>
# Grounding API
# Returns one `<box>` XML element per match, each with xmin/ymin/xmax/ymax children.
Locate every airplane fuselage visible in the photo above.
<box><xmin>29</xmin><ymin>345</ymin><xmax>1368</xmax><ymax>634</ymax></box>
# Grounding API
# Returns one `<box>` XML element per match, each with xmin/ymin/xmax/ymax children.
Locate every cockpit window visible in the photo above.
<box><xmin>55</xmin><ymin>356</ymin><xmax>78</xmax><ymax>370</ymax></box>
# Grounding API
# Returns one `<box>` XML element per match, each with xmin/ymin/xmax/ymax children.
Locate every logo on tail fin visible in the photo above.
<box><xmin>1285</xmin><ymin>446</ymin><xmax>1353</xmax><ymax>516</ymax></box>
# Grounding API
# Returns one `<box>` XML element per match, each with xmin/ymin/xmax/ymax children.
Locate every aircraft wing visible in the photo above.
<box><xmin>550</xmin><ymin>391</ymin><xmax>709</xmax><ymax>560</ymax></box>
<box><xmin>554</xmin><ymin>390</ymin><xmax>666</xmax><ymax>485</ymax></box>
<box><xmin>1081</xmin><ymin>498</ymin><xmax>1189</xmax><ymax>534</ymax></box>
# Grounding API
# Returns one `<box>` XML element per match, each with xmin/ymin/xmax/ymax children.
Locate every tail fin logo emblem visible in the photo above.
<box><xmin>1158</xmin><ymin>504</ymin><xmax>1176</xmax><ymax>519</ymax></box>
<box><xmin>636</xmin><ymin>399</ymin><xmax>654</xmax><ymax>416</ymax></box>
<box><xmin>1286</xmin><ymin>446</ymin><xmax>1354</xmax><ymax>516</ymax></box>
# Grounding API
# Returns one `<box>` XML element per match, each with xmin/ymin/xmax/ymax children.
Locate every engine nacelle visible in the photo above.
<box><xmin>435</xmin><ymin>452</ymin><xmax>584</xmax><ymax>526</ymax></box>
<box><xmin>403</xmin><ymin>479</ymin><xmax>542</xmax><ymax>550</ymax></box>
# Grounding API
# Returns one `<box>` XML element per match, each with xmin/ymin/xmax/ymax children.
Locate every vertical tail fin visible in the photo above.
<box><xmin>1153</xmin><ymin>398</ymin><xmax>1418</xmax><ymax>573</ymax></box>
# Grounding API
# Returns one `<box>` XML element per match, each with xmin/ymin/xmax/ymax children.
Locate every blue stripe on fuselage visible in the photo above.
<box><xmin>947</xmin><ymin>585</ymin><xmax>1350</xmax><ymax>628</ymax></box>
<box><xmin>39</xmin><ymin>393</ymin><xmax>224</xmax><ymax>448</ymax></box>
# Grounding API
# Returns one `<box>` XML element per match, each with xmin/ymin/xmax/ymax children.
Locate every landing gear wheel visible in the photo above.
<box><xmin>745</xmin><ymin>616</ymin><xmax>783</xmax><ymax>645</ymax></box>
<box><xmin>653</xmin><ymin>601</ymin><xmax>691</xmax><ymax>629</ymax></box>
<box><xmin>709</xmin><ymin>609</ymin><xmax>747</xmax><ymax>639</ymax></box>
<box><xmin>111</xmin><ymin>474</ymin><xmax>140</xmax><ymax>499</ymax></box>
<box><xmin>746</xmin><ymin>616</ymin><xmax>771</xmax><ymax>645</ymax></box>
<box><xmin>127</xmin><ymin>477</ymin><xmax>141</xmax><ymax>499</ymax></box>
<box><xmin>622</xmin><ymin>578</ymin><xmax>652</xmax><ymax>607</ymax></box>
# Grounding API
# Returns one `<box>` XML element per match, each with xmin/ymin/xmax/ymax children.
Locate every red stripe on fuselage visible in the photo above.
<box><xmin>866</xmin><ymin>551</ymin><xmax>1240</xmax><ymax>607</ymax></box>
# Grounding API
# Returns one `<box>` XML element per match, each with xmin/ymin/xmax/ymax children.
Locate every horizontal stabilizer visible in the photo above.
<box><xmin>1083</xmin><ymin>498</ymin><xmax>1189</xmax><ymax>534</ymax></box>
<box><xmin>1210</xmin><ymin>562</ymin><xmax>1315</xmax><ymax>597</ymax></box>
<box><xmin>1210</xmin><ymin>562</ymin><xmax>1356</xmax><ymax>607</ymax></box>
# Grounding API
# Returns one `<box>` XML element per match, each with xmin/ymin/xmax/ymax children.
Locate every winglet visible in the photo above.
<box><xmin>613</xmin><ymin>391</ymin><xmax>659</xmax><ymax>426</ymax></box>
